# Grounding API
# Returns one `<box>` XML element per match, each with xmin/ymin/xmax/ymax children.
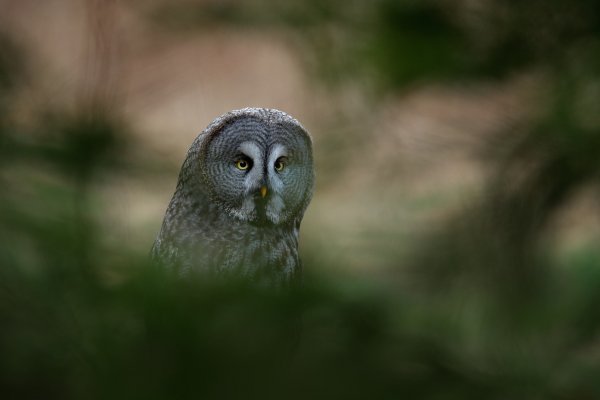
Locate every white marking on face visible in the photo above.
<box><xmin>231</xmin><ymin>142</ymin><xmax>292</xmax><ymax>224</ymax></box>
<box><xmin>267</xmin><ymin>144</ymin><xmax>287</xmax><ymax>194</ymax></box>
<box><xmin>239</xmin><ymin>141</ymin><xmax>264</xmax><ymax>194</ymax></box>
<box><xmin>266</xmin><ymin>195</ymin><xmax>285</xmax><ymax>224</ymax></box>
<box><xmin>265</xmin><ymin>144</ymin><xmax>289</xmax><ymax>224</ymax></box>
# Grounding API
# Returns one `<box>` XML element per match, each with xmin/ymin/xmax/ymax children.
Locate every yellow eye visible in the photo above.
<box><xmin>274</xmin><ymin>159</ymin><xmax>285</xmax><ymax>172</ymax></box>
<box><xmin>235</xmin><ymin>159</ymin><xmax>250</xmax><ymax>170</ymax></box>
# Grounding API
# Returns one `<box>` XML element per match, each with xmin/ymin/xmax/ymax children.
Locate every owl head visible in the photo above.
<box><xmin>188</xmin><ymin>108</ymin><xmax>314</xmax><ymax>226</ymax></box>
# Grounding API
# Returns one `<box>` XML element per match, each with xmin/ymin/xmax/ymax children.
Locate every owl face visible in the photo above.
<box><xmin>200</xmin><ymin>110</ymin><xmax>314</xmax><ymax>225</ymax></box>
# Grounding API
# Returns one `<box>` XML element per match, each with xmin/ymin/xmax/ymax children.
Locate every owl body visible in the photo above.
<box><xmin>152</xmin><ymin>108</ymin><xmax>314</xmax><ymax>286</ymax></box>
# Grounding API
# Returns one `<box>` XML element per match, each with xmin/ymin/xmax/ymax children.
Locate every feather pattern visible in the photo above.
<box><xmin>152</xmin><ymin>108</ymin><xmax>313</xmax><ymax>286</ymax></box>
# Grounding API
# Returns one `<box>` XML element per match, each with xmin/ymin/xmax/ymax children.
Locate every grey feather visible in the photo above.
<box><xmin>151</xmin><ymin>108</ymin><xmax>314</xmax><ymax>287</ymax></box>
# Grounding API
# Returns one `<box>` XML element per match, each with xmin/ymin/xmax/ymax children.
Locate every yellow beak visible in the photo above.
<box><xmin>260</xmin><ymin>186</ymin><xmax>268</xmax><ymax>198</ymax></box>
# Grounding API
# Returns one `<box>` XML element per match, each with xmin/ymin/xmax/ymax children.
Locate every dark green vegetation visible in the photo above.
<box><xmin>2</xmin><ymin>1</ymin><xmax>600</xmax><ymax>398</ymax></box>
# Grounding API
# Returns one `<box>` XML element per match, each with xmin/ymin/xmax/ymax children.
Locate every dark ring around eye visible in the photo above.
<box><xmin>274</xmin><ymin>156</ymin><xmax>286</xmax><ymax>172</ymax></box>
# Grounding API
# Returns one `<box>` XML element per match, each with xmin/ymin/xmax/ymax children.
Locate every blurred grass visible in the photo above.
<box><xmin>2</xmin><ymin>1</ymin><xmax>600</xmax><ymax>399</ymax></box>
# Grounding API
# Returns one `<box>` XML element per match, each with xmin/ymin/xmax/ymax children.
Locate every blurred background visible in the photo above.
<box><xmin>1</xmin><ymin>0</ymin><xmax>600</xmax><ymax>398</ymax></box>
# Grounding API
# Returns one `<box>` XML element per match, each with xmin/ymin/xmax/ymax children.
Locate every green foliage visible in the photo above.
<box><xmin>143</xmin><ymin>0</ymin><xmax>600</xmax><ymax>86</ymax></box>
<box><xmin>2</xmin><ymin>1</ymin><xmax>600</xmax><ymax>399</ymax></box>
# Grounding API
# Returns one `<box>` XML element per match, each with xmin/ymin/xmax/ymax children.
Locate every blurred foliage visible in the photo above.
<box><xmin>2</xmin><ymin>0</ymin><xmax>600</xmax><ymax>399</ymax></box>
<box><xmin>142</xmin><ymin>0</ymin><xmax>600</xmax><ymax>86</ymax></box>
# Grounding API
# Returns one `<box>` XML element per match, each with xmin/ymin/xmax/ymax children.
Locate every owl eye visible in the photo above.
<box><xmin>235</xmin><ymin>158</ymin><xmax>251</xmax><ymax>171</ymax></box>
<box><xmin>274</xmin><ymin>157</ymin><xmax>286</xmax><ymax>172</ymax></box>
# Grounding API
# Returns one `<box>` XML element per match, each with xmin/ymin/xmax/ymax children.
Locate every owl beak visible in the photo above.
<box><xmin>260</xmin><ymin>186</ymin><xmax>268</xmax><ymax>198</ymax></box>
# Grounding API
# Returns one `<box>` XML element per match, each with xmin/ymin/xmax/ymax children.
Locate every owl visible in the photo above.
<box><xmin>151</xmin><ymin>108</ymin><xmax>314</xmax><ymax>286</ymax></box>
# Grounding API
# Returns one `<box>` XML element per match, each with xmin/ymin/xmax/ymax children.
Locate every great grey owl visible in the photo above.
<box><xmin>151</xmin><ymin>108</ymin><xmax>314</xmax><ymax>286</ymax></box>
